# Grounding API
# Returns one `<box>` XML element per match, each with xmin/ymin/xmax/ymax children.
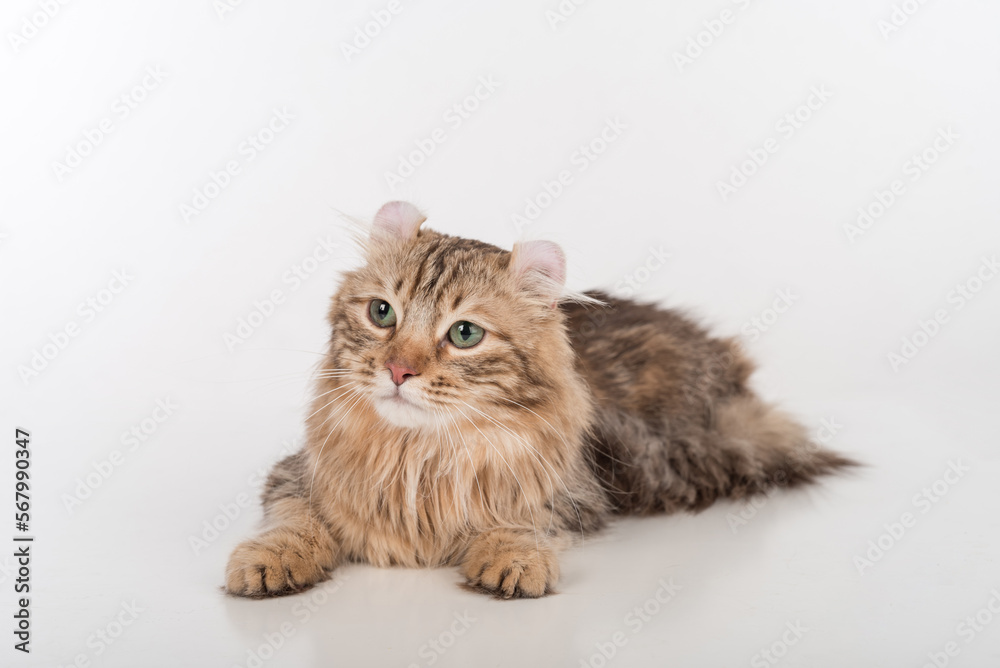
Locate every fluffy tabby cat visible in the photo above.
<box><xmin>225</xmin><ymin>201</ymin><xmax>855</xmax><ymax>599</ymax></box>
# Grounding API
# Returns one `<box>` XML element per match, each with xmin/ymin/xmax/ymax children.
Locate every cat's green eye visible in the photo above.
<box><xmin>448</xmin><ymin>321</ymin><xmax>485</xmax><ymax>348</ymax></box>
<box><xmin>369</xmin><ymin>299</ymin><xmax>397</xmax><ymax>327</ymax></box>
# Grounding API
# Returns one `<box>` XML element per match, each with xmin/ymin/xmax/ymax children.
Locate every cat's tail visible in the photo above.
<box><xmin>707</xmin><ymin>394</ymin><xmax>858</xmax><ymax>501</ymax></box>
<box><xmin>588</xmin><ymin>394</ymin><xmax>859</xmax><ymax>514</ymax></box>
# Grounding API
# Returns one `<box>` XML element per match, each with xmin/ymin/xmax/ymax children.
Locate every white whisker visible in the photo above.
<box><xmin>307</xmin><ymin>388</ymin><xmax>366</xmax><ymax>506</ymax></box>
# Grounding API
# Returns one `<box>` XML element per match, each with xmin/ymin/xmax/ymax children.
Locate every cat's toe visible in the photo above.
<box><xmin>225</xmin><ymin>537</ymin><xmax>325</xmax><ymax>598</ymax></box>
<box><xmin>473</xmin><ymin>559</ymin><xmax>550</xmax><ymax>598</ymax></box>
<box><xmin>462</xmin><ymin>538</ymin><xmax>558</xmax><ymax>599</ymax></box>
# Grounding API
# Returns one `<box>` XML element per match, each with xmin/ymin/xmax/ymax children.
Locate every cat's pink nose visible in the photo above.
<box><xmin>385</xmin><ymin>360</ymin><xmax>418</xmax><ymax>386</ymax></box>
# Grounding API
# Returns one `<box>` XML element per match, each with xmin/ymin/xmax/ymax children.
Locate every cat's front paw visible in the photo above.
<box><xmin>225</xmin><ymin>532</ymin><xmax>329</xmax><ymax>598</ymax></box>
<box><xmin>461</xmin><ymin>529</ymin><xmax>559</xmax><ymax>599</ymax></box>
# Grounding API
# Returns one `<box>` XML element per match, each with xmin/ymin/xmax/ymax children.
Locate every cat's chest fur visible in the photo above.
<box><xmin>309</xmin><ymin>425</ymin><xmax>548</xmax><ymax>568</ymax></box>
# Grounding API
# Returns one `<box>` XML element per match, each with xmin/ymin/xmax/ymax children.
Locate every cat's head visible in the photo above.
<box><xmin>324</xmin><ymin>201</ymin><xmax>584</xmax><ymax>431</ymax></box>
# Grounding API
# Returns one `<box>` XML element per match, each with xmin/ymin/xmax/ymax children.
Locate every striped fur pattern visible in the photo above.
<box><xmin>225</xmin><ymin>202</ymin><xmax>855</xmax><ymax>599</ymax></box>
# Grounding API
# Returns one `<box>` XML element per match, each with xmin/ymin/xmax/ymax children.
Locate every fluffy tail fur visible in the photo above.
<box><xmin>587</xmin><ymin>394</ymin><xmax>856</xmax><ymax>514</ymax></box>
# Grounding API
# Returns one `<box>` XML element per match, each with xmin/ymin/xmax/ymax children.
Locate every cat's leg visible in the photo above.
<box><xmin>225</xmin><ymin>453</ymin><xmax>341</xmax><ymax>598</ymax></box>
<box><xmin>460</xmin><ymin>527</ymin><xmax>561</xmax><ymax>599</ymax></box>
<box><xmin>225</xmin><ymin>497</ymin><xmax>340</xmax><ymax>597</ymax></box>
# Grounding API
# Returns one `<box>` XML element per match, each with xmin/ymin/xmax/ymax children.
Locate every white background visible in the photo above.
<box><xmin>2</xmin><ymin>0</ymin><xmax>999</xmax><ymax>666</ymax></box>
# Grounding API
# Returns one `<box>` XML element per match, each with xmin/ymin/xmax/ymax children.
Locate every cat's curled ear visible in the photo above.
<box><xmin>510</xmin><ymin>240</ymin><xmax>566</xmax><ymax>308</ymax></box>
<box><xmin>372</xmin><ymin>201</ymin><xmax>426</xmax><ymax>241</ymax></box>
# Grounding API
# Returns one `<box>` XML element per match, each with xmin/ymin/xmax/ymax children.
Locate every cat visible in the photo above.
<box><xmin>225</xmin><ymin>201</ymin><xmax>856</xmax><ymax>599</ymax></box>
